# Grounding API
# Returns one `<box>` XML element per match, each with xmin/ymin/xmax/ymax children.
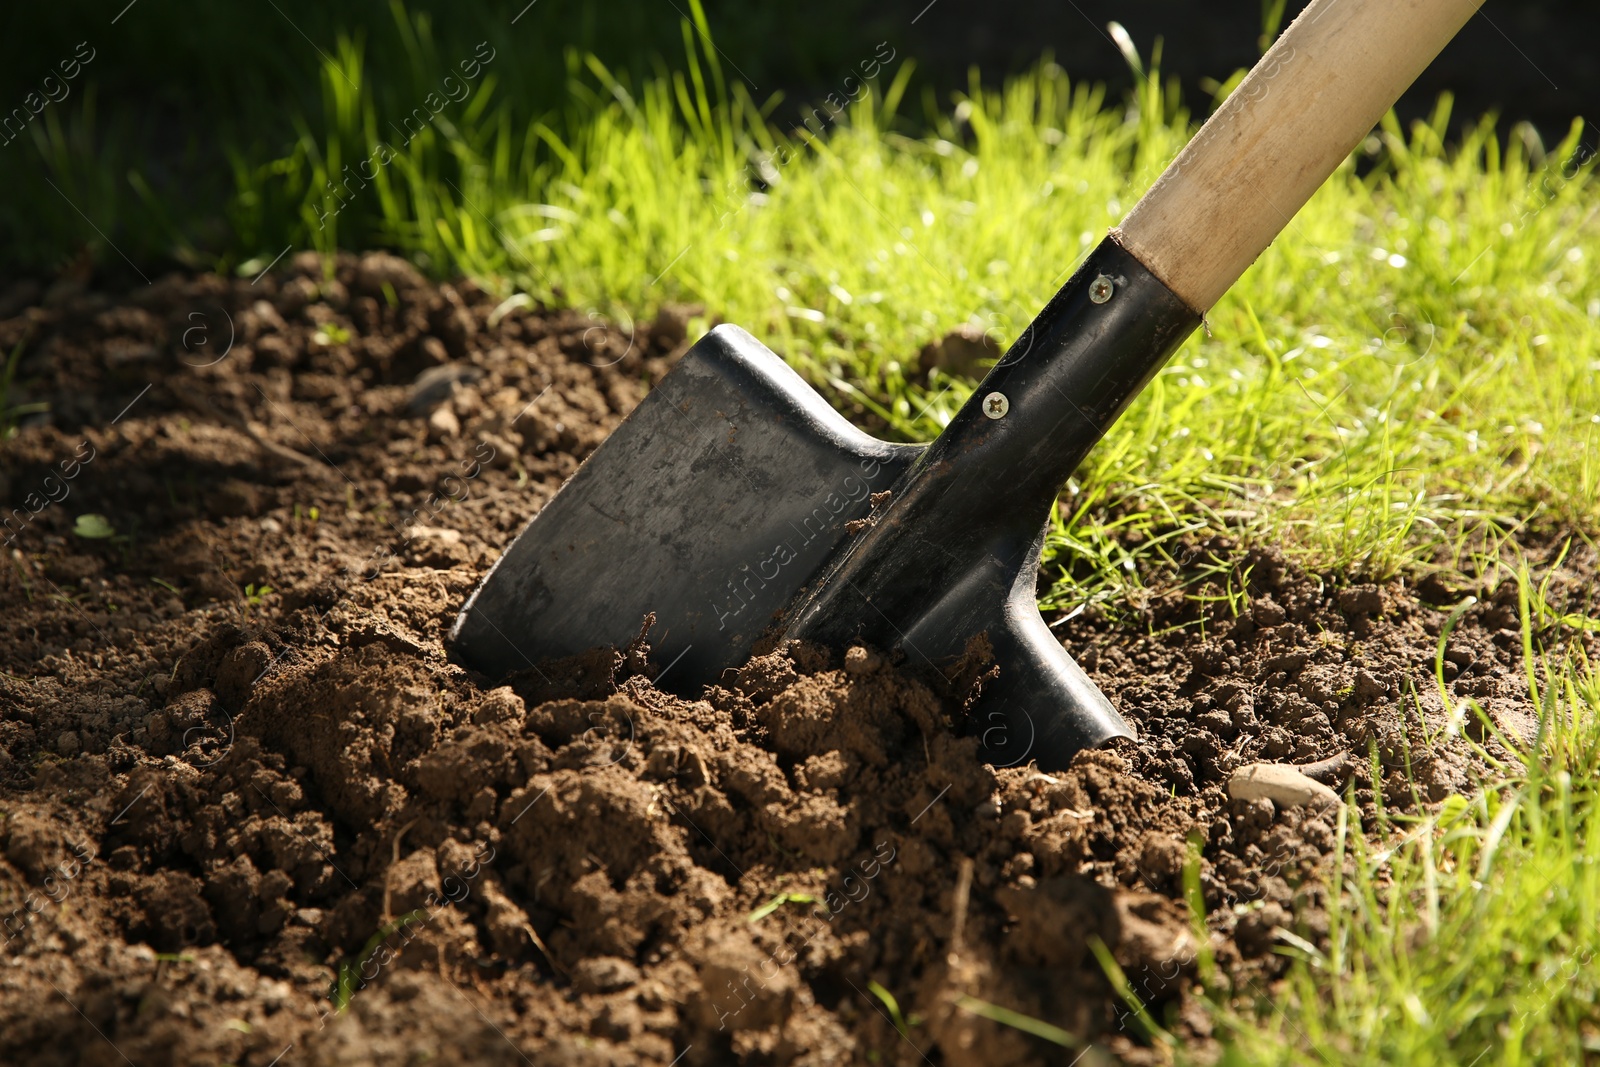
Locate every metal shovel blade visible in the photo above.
<box><xmin>449</xmin><ymin>325</ymin><xmax>919</xmax><ymax>688</ymax></box>
<box><xmin>451</xmin><ymin>239</ymin><xmax>1185</xmax><ymax>771</ymax></box>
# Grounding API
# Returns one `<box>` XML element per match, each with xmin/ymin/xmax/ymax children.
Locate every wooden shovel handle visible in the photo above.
<box><xmin>1114</xmin><ymin>0</ymin><xmax>1483</xmax><ymax>313</ymax></box>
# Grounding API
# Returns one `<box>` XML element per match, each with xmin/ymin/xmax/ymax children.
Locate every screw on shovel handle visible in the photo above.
<box><xmin>1114</xmin><ymin>0</ymin><xmax>1484</xmax><ymax>314</ymax></box>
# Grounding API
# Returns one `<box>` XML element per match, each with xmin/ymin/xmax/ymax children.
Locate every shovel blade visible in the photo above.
<box><xmin>898</xmin><ymin>529</ymin><xmax>1134</xmax><ymax>768</ymax></box>
<box><xmin>450</xmin><ymin>325</ymin><xmax>919</xmax><ymax>687</ymax></box>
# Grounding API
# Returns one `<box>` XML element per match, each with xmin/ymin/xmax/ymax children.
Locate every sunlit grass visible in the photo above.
<box><xmin>1204</xmin><ymin>570</ymin><xmax>1600</xmax><ymax>1065</ymax></box>
<box><xmin>225</xmin><ymin>5</ymin><xmax>1600</xmax><ymax>610</ymax></box>
<box><xmin>21</xmin><ymin>3</ymin><xmax>1599</xmax><ymax>603</ymax></box>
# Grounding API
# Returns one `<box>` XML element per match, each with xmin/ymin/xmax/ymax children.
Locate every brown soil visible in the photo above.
<box><xmin>0</xmin><ymin>255</ymin><xmax>1570</xmax><ymax>1065</ymax></box>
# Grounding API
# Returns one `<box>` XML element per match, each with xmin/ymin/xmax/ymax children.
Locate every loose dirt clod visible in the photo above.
<box><xmin>0</xmin><ymin>258</ymin><xmax>1565</xmax><ymax>1065</ymax></box>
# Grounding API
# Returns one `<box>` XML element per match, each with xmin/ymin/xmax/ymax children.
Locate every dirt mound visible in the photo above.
<box><xmin>0</xmin><ymin>258</ymin><xmax>1557</xmax><ymax>1064</ymax></box>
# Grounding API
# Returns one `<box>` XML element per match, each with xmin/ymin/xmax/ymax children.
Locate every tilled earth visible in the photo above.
<box><xmin>0</xmin><ymin>255</ymin><xmax>1564</xmax><ymax>1065</ymax></box>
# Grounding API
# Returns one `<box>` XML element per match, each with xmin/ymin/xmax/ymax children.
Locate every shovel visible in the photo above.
<box><xmin>451</xmin><ymin>0</ymin><xmax>1482</xmax><ymax>770</ymax></box>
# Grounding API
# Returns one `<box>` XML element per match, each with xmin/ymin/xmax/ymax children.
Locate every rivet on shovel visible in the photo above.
<box><xmin>982</xmin><ymin>392</ymin><xmax>1009</xmax><ymax>419</ymax></box>
<box><xmin>1089</xmin><ymin>275</ymin><xmax>1115</xmax><ymax>303</ymax></box>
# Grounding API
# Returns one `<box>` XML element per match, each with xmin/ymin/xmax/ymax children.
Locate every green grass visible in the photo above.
<box><xmin>0</xmin><ymin>0</ymin><xmax>876</xmax><ymax>270</ymax></box>
<box><xmin>1202</xmin><ymin>570</ymin><xmax>1600</xmax><ymax>1065</ymax></box>
<box><xmin>956</xmin><ymin>994</ymin><xmax>1085</xmax><ymax>1050</ymax></box>
<box><xmin>16</xmin><ymin>9</ymin><xmax>1599</xmax><ymax>611</ymax></box>
<box><xmin>1</xmin><ymin>342</ymin><xmax>49</xmax><ymax>439</ymax></box>
<box><xmin>222</xmin><ymin>9</ymin><xmax>1598</xmax><ymax>608</ymax></box>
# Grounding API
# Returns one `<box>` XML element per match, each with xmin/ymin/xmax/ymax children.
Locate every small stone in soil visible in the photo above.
<box><xmin>1227</xmin><ymin>763</ymin><xmax>1342</xmax><ymax>810</ymax></box>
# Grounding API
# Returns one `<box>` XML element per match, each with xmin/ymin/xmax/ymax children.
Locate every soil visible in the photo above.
<box><xmin>0</xmin><ymin>254</ymin><xmax>1580</xmax><ymax>1065</ymax></box>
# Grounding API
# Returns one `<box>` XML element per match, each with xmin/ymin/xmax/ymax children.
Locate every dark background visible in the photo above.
<box><xmin>0</xmin><ymin>2</ymin><xmax>1584</xmax><ymax>132</ymax></box>
<box><xmin>900</xmin><ymin>1</ymin><xmax>1591</xmax><ymax>139</ymax></box>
